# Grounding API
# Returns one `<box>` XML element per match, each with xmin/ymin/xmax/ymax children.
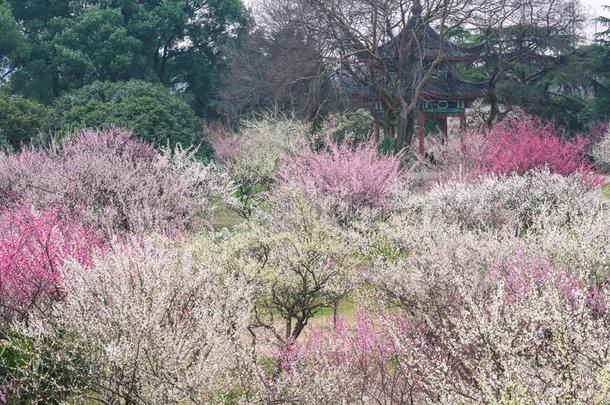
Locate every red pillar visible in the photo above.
<box><xmin>373</xmin><ymin>120</ymin><xmax>381</xmax><ymax>144</ymax></box>
<box><xmin>417</xmin><ymin>111</ymin><xmax>425</xmax><ymax>156</ymax></box>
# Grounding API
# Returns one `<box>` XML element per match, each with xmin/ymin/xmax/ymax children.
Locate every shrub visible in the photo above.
<box><xmin>400</xmin><ymin>170</ymin><xmax>606</xmax><ymax>232</ymax></box>
<box><xmin>473</xmin><ymin>117</ymin><xmax>592</xmax><ymax>176</ymax></box>
<box><xmin>263</xmin><ymin>314</ymin><xmax>416</xmax><ymax>404</ymax></box>
<box><xmin>33</xmin><ymin>236</ymin><xmax>256</xmax><ymax>404</ymax></box>
<box><xmin>210</xmin><ymin>116</ymin><xmax>310</xmax><ymax>217</ymax></box>
<box><xmin>409</xmin><ymin>259</ymin><xmax>610</xmax><ymax>403</ymax></box>
<box><xmin>210</xmin><ymin>116</ymin><xmax>308</xmax><ymax>163</ymax></box>
<box><xmin>266</xmin><ymin>276</ymin><xmax>610</xmax><ymax>403</ymax></box>
<box><xmin>226</xmin><ymin>188</ymin><xmax>353</xmax><ymax>340</ymax></box>
<box><xmin>52</xmin><ymin>80</ymin><xmax>211</xmax><ymax>158</ymax></box>
<box><xmin>277</xmin><ymin>140</ymin><xmax>404</xmax><ymax>222</ymax></box>
<box><xmin>348</xmin><ymin>214</ymin><xmax>610</xmax><ymax>403</ymax></box>
<box><xmin>0</xmin><ymin>128</ymin><xmax>232</xmax><ymax>235</ymax></box>
<box><xmin>0</xmin><ymin>92</ymin><xmax>51</xmax><ymax>152</ymax></box>
<box><xmin>0</xmin><ymin>328</ymin><xmax>94</xmax><ymax>403</ymax></box>
<box><xmin>0</xmin><ymin>206</ymin><xmax>101</xmax><ymax>329</ymax></box>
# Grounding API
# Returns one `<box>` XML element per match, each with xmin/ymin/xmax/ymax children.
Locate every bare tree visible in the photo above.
<box><xmin>249</xmin><ymin>0</ymin><xmax>586</xmax><ymax>148</ymax></box>
<box><xmin>220</xmin><ymin>1</ymin><xmax>334</xmax><ymax>123</ymax></box>
<box><xmin>264</xmin><ymin>0</ymin><xmax>496</xmax><ymax>150</ymax></box>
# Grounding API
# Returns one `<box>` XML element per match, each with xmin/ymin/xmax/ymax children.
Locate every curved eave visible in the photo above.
<box><xmin>420</xmin><ymin>90</ymin><xmax>487</xmax><ymax>100</ymax></box>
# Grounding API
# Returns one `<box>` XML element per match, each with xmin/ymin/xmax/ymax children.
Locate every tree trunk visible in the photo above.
<box><xmin>291</xmin><ymin>317</ymin><xmax>307</xmax><ymax>340</ymax></box>
<box><xmin>395</xmin><ymin>100</ymin><xmax>415</xmax><ymax>152</ymax></box>
<box><xmin>285</xmin><ymin>316</ymin><xmax>292</xmax><ymax>339</ymax></box>
<box><xmin>333</xmin><ymin>301</ymin><xmax>339</xmax><ymax>328</ymax></box>
<box><xmin>487</xmin><ymin>88</ymin><xmax>499</xmax><ymax>129</ymax></box>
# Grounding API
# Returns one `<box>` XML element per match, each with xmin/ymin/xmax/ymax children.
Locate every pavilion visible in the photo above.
<box><xmin>341</xmin><ymin>1</ymin><xmax>487</xmax><ymax>155</ymax></box>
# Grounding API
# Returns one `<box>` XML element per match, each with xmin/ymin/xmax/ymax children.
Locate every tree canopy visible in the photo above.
<box><xmin>3</xmin><ymin>0</ymin><xmax>249</xmax><ymax>115</ymax></box>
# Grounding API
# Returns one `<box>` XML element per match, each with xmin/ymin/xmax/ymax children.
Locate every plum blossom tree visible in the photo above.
<box><xmin>263</xmin><ymin>314</ymin><xmax>418</xmax><ymax>404</ymax></box>
<box><xmin>0</xmin><ymin>127</ymin><xmax>232</xmax><ymax>235</ymax></box>
<box><xmin>0</xmin><ymin>206</ymin><xmax>101</xmax><ymax>330</ymax></box>
<box><xmin>22</xmin><ymin>236</ymin><xmax>256</xmax><ymax>404</ymax></box>
<box><xmin>473</xmin><ymin>117</ymin><xmax>593</xmax><ymax>177</ymax></box>
<box><xmin>230</xmin><ymin>188</ymin><xmax>353</xmax><ymax>340</ymax></box>
<box><xmin>209</xmin><ymin>117</ymin><xmax>310</xmax><ymax>218</ymax></box>
<box><xmin>278</xmin><ymin>140</ymin><xmax>405</xmax><ymax>222</ymax></box>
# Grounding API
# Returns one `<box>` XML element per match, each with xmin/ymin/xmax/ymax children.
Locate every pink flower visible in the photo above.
<box><xmin>0</xmin><ymin>206</ymin><xmax>102</xmax><ymax>326</ymax></box>
<box><xmin>473</xmin><ymin>117</ymin><xmax>594</xmax><ymax>177</ymax></box>
<box><xmin>277</xmin><ymin>141</ymin><xmax>405</xmax><ymax>220</ymax></box>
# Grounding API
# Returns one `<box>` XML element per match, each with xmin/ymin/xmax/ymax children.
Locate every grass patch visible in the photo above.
<box><xmin>603</xmin><ymin>183</ymin><xmax>610</xmax><ymax>199</ymax></box>
<box><xmin>314</xmin><ymin>299</ymin><xmax>356</xmax><ymax>318</ymax></box>
<box><xmin>210</xmin><ymin>202</ymin><xmax>243</xmax><ymax>230</ymax></box>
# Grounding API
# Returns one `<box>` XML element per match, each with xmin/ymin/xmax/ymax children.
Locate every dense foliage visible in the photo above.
<box><xmin>0</xmin><ymin>0</ymin><xmax>609</xmax><ymax>399</ymax></box>
<box><xmin>53</xmin><ymin>80</ymin><xmax>211</xmax><ymax>157</ymax></box>
<box><xmin>1</xmin><ymin>0</ymin><xmax>248</xmax><ymax>113</ymax></box>
<box><xmin>0</xmin><ymin>92</ymin><xmax>50</xmax><ymax>151</ymax></box>
<box><xmin>0</xmin><ymin>117</ymin><xmax>608</xmax><ymax>403</ymax></box>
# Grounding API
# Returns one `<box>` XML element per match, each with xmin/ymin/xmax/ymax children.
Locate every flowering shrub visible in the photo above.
<box><xmin>414</xmin><ymin>260</ymin><xmax>610</xmax><ymax>403</ymax></box>
<box><xmin>0</xmin><ymin>128</ymin><xmax>232</xmax><ymax>234</ymax></box>
<box><xmin>210</xmin><ymin>116</ymin><xmax>308</xmax><ymax>163</ymax></box>
<box><xmin>1</xmin><ymin>115</ymin><xmax>609</xmax><ymax>403</ymax></box>
<box><xmin>0</xmin><ymin>328</ymin><xmax>94</xmax><ymax>403</ymax></box>
<box><xmin>474</xmin><ymin>117</ymin><xmax>592</xmax><ymax>176</ymax></box>
<box><xmin>0</xmin><ymin>206</ymin><xmax>100</xmax><ymax>329</ymax></box>
<box><xmin>295</xmin><ymin>219</ymin><xmax>610</xmax><ymax>403</ymax></box>
<box><xmin>210</xmin><ymin>117</ymin><xmax>309</xmax><ymax>217</ymax></box>
<box><xmin>227</xmin><ymin>188</ymin><xmax>353</xmax><ymax>340</ymax></box>
<box><xmin>423</xmin><ymin>118</ymin><xmax>597</xmax><ymax>186</ymax></box>
<box><xmin>339</xmin><ymin>171</ymin><xmax>610</xmax><ymax>402</ymax></box>
<box><xmin>264</xmin><ymin>315</ymin><xmax>416</xmax><ymax>404</ymax></box>
<box><xmin>400</xmin><ymin>170</ymin><xmax>605</xmax><ymax>231</ymax></box>
<box><xmin>278</xmin><ymin>141</ymin><xmax>405</xmax><ymax>222</ymax></box>
<box><xmin>14</xmin><ymin>236</ymin><xmax>256</xmax><ymax>404</ymax></box>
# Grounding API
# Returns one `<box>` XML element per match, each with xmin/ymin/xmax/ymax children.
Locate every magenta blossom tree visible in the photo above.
<box><xmin>473</xmin><ymin>117</ymin><xmax>593</xmax><ymax>177</ymax></box>
<box><xmin>0</xmin><ymin>206</ymin><xmax>101</xmax><ymax>328</ymax></box>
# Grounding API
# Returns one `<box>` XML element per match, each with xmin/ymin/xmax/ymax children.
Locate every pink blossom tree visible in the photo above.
<box><xmin>265</xmin><ymin>314</ymin><xmax>418</xmax><ymax>403</ymax></box>
<box><xmin>0</xmin><ymin>206</ymin><xmax>101</xmax><ymax>329</ymax></box>
<box><xmin>472</xmin><ymin>117</ymin><xmax>593</xmax><ymax>177</ymax></box>
<box><xmin>0</xmin><ymin>128</ymin><xmax>232</xmax><ymax>235</ymax></box>
<box><xmin>277</xmin><ymin>141</ymin><xmax>405</xmax><ymax>222</ymax></box>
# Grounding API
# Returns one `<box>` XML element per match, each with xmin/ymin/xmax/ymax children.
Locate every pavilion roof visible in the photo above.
<box><xmin>421</xmin><ymin>71</ymin><xmax>488</xmax><ymax>100</ymax></box>
<box><xmin>339</xmin><ymin>70</ymin><xmax>487</xmax><ymax>103</ymax></box>
<box><xmin>377</xmin><ymin>15</ymin><xmax>485</xmax><ymax>62</ymax></box>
